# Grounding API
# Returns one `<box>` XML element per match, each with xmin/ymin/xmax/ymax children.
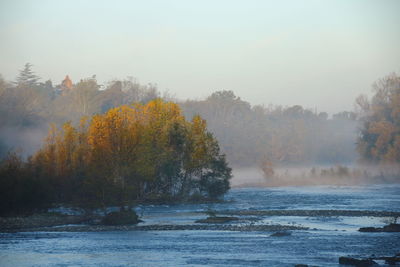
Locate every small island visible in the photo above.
<box><xmin>0</xmin><ymin>100</ymin><xmax>231</xmax><ymax>226</ymax></box>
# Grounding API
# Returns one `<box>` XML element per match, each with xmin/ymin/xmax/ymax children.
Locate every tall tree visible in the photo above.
<box><xmin>15</xmin><ymin>63</ymin><xmax>40</xmax><ymax>87</ymax></box>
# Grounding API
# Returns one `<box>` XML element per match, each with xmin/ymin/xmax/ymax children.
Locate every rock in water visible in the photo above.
<box><xmin>359</xmin><ymin>223</ymin><xmax>400</xmax><ymax>232</ymax></box>
<box><xmin>270</xmin><ymin>231</ymin><xmax>291</xmax><ymax>237</ymax></box>
<box><xmin>358</xmin><ymin>227</ymin><xmax>380</xmax><ymax>232</ymax></box>
<box><xmin>382</xmin><ymin>223</ymin><xmax>400</xmax><ymax>232</ymax></box>
<box><xmin>102</xmin><ymin>210</ymin><xmax>140</xmax><ymax>225</ymax></box>
<box><xmin>339</xmin><ymin>256</ymin><xmax>377</xmax><ymax>266</ymax></box>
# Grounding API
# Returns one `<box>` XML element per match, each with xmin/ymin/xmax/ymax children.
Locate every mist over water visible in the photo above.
<box><xmin>0</xmin><ymin>1</ymin><xmax>399</xmax><ymax>266</ymax></box>
<box><xmin>231</xmin><ymin>167</ymin><xmax>266</xmax><ymax>187</ymax></box>
<box><xmin>232</xmin><ymin>165</ymin><xmax>400</xmax><ymax>188</ymax></box>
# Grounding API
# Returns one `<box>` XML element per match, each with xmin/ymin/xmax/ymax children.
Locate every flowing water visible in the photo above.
<box><xmin>1</xmin><ymin>184</ymin><xmax>400</xmax><ymax>266</ymax></box>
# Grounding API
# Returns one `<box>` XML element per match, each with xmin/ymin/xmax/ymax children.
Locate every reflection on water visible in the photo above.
<box><xmin>1</xmin><ymin>184</ymin><xmax>400</xmax><ymax>267</ymax></box>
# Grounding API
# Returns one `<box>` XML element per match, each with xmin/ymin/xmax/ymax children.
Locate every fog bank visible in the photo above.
<box><xmin>232</xmin><ymin>165</ymin><xmax>400</xmax><ymax>188</ymax></box>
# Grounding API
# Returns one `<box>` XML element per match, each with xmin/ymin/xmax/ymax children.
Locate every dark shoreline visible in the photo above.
<box><xmin>0</xmin><ymin>213</ymin><xmax>101</xmax><ymax>232</ymax></box>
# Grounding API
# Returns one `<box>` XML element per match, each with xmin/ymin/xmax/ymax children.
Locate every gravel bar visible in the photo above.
<box><xmin>218</xmin><ymin>209</ymin><xmax>400</xmax><ymax>217</ymax></box>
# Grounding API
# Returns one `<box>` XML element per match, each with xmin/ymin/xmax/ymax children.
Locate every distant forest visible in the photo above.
<box><xmin>181</xmin><ymin>91</ymin><xmax>357</xmax><ymax>166</ymax></box>
<box><xmin>1</xmin><ymin>63</ymin><xmax>399</xmax><ymax>167</ymax></box>
<box><xmin>0</xmin><ymin>63</ymin><xmax>358</xmax><ymax>167</ymax></box>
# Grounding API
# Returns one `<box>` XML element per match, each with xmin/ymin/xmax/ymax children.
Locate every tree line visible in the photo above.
<box><xmin>0</xmin><ymin>63</ymin><xmax>359</xmax><ymax>167</ymax></box>
<box><xmin>1</xmin><ymin>64</ymin><xmax>398</xmax><ymax>168</ymax></box>
<box><xmin>181</xmin><ymin>91</ymin><xmax>358</xmax><ymax>167</ymax></box>
<box><xmin>0</xmin><ymin>63</ymin><xmax>164</xmax><ymax>158</ymax></box>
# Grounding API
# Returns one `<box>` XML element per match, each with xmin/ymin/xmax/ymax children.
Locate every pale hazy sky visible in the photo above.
<box><xmin>0</xmin><ymin>0</ymin><xmax>399</xmax><ymax>113</ymax></box>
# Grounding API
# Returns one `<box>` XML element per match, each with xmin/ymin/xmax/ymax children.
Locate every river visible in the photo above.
<box><xmin>1</xmin><ymin>184</ymin><xmax>399</xmax><ymax>266</ymax></box>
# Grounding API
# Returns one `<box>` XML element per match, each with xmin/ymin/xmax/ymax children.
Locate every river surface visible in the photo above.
<box><xmin>1</xmin><ymin>184</ymin><xmax>400</xmax><ymax>266</ymax></box>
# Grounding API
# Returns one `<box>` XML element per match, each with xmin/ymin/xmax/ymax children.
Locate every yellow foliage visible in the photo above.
<box><xmin>358</xmin><ymin>73</ymin><xmax>400</xmax><ymax>164</ymax></box>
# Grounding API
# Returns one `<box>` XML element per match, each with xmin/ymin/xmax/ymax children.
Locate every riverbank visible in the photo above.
<box><xmin>0</xmin><ymin>213</ymin><xmax>100</xmax><ymax>232</ymax></box>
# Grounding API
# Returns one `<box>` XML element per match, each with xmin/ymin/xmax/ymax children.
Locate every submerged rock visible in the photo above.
<box><xmin>359</xmin><ymin>223</ymin><xmax>400</xmax><ymax>232</ymax></box>
<box><xmin>339</xmin><ymin>253</ymin><xmax>400</xmax><ymax>266</ymax></box>
<box><xmin>270</xmin><ymin>231</ymin><xmax>291</xmax><ymax>237</ymax></box>
<box><xmin>383</xmin><ymin>256</ymin><xmax>400</xmax><ymax>265</ymax></box>
<box><xmin>338</xmin><ymin>256</ymin><xmax>377</xmax><ymax>266</ymax></box>
<box><xmin>358</xmin><ymin>227</ymin><xmax>379</xmax><ymax>232</ymax></box>
<box><xmin>382</xmin><ymin>223</ymin><xmax>400</xmax><ymax>232</ymax></box>
<box><xmin>195</xmin><ymin>216</ymin><xmax>239</xmax><ymax>224</ymax></box>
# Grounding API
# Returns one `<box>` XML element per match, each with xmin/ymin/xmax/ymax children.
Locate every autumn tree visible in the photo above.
<box><xmin>357</xmin><ymin>73</ymin><xmax>400</xmax><ymax>164</ymax></box>
<box><xmin>29</xmin><ymin>99</ymin><xmax>231</xmax><ymax>210</ymax></box>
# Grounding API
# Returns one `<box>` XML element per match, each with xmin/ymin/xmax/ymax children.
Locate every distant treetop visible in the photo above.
<box><xmin>61</xmin><ymin>75</ymin><xmax>73</xmax><ymax>90</ymax></box>
<box><xmin>15</xmin><ymin>63</ymin><xmax>40</xmax><ymax>87</ymax></box>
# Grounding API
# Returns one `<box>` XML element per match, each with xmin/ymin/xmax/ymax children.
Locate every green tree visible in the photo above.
<box><xmin>15</xmin><ymin>63</ymin><xmax>40</xmax><ymax>87</ymax></box>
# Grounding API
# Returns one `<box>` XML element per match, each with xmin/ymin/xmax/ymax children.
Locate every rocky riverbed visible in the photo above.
<box><xmin>0</xmin><ymin>211</ymin><xmax>308</xmax><ymax>233</ymax></box>
<box><xmin>2</xmin><ymin>209</ymin><xmax>398</xmax><ymax>233</ymax></box>
<box><xmin>218</xmin><ymin>209</ymin><xmax>400</xmax><ymax>217</ymax></box>
<box><xmin>12</xmin><ymin>223</ymin><xmax>308</xmax><ymax>232</ymax></box>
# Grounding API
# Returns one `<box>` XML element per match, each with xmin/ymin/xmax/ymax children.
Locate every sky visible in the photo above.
<box><xmin>0</xmin><ymin>0</ymin><xmax>399</xmax><ymax>114</ymax></box>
